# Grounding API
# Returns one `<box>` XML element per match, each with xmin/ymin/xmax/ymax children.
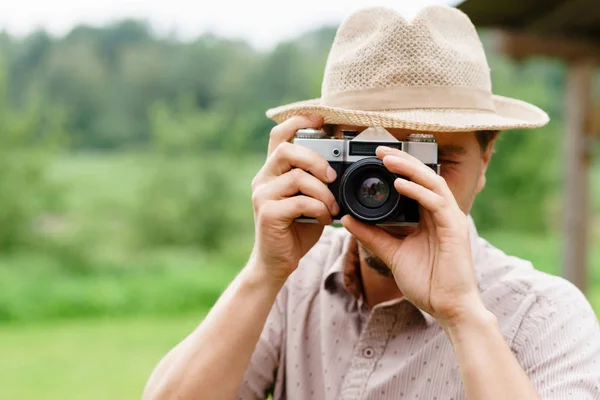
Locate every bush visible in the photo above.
<box><xmin>133</xmin><ymin>156</ymin><xmax>238</xmax><ymax>250</ymax></box>
<box><xmin>470</xmin><ymin>55</ymin><xmax>563</xmax><ymax>233</ymax></box>
<box><xmin>0</xmin><ymin>63</ymin><xmax>66</xmax><ymax>252</ymax></box>
<box><xmin>471</xmin><ymin>125</ymin><xmax>560</xmax><ymax>233</ymax></box>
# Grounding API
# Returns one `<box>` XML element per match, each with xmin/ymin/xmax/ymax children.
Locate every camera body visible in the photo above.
<box><xmin>293</xmin><ymin>127</ymin><xmax>439</xmax><ymax>226</ymax></box>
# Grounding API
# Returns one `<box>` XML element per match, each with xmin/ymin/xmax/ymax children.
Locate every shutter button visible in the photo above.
<box><xmin>362</xmin><ymin>347</ymin><xmax>375</xmax><ymax>358</ymax></box>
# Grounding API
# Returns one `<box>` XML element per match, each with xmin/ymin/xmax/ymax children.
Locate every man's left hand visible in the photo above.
<box><xmin>341</xmin><ymin>145</ymin><xmax>485</xmax><ymax>328</ymax></box>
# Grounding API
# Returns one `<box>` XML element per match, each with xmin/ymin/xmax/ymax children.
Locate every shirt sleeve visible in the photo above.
<box><xmin>513</xmin><ymin>278</ymin><xmax>600</xmax><ymax>399</ymax></box>
<box><xmin>236</xmin><ymin>284</ymin><xmax>287</xmax><ymax>400</ymax></box>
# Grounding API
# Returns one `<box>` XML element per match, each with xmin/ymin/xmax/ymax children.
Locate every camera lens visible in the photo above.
<box><xmin>357</xmin><ymin>176</ymin><xmax>390</xmax><ymax>208</ymax></box>
<box><xmin>339</xmin><ymin>158</ymin><xmax>401</xmax><ymax>223</ymax></box>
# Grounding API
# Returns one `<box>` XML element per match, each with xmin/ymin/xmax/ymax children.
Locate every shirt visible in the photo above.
<box><xmin>237</xmin><ymin>218</ymin><xmax>600</xmax><ymax>399</ymax></box>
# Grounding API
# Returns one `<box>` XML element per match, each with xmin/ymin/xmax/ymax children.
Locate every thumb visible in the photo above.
<box><xmin>340</xmin><ymin>215</ymin><xmax>398</xmax><ymax>265</ymax></box>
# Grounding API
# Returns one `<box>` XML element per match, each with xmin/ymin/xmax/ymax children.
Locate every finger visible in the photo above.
<box><xmin>376</xmin><ymin>145</ymin><xmax>429</xmax><ymax>167</ymax></box>
<box><xmin>381</xmin><ymin>154</ymin><xmax>451</xmax><ymax>198</ymax></box>
<box><xmin>393</xmin><ymin>177</ymin><xmax>453</xmax><ymax>228</ymax></box>
<box><xmin>262</xmin><ymin>142</ymin><xmax>337</xmax><ymax>184</ymax></box>
<box><xmin>377</xmin><ymin>145</ymin><xmax>449</xmax><ymax>196</ymax></box>
<box><xmin>267</xmin><ymin>115</ymin><xmax>324</xmax><ymax>157</ymax></box>
<box><xmin>340</xmin><ymin>215</ymin><xmax>399</xmax><ymax>266</ymax></box>
<box><xmin>253</xmin><ymin>168</ymin><xmax>339</xmax><ymax>215</ymax></box>
<box><xmin>260</xmin><ymin>196</ymin><xmax>332</xmax><ymax>226</ymax></box>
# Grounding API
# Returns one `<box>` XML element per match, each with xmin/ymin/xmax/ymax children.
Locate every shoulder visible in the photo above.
<box><xmin>475</xmin><ymin>235</ymin><xmax>590</xmax><ymax>307</ymax></box>
<box><xmin>474</xmin><ymin>236</ymin><xmax>599</xmax><ymax>348</ymax></box>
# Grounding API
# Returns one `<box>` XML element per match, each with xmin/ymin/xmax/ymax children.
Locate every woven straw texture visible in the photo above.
<box><xmin>323</xmin><ymin>6</ymin><xmax>490</xmax><ymax>94</ymax></box>
<box><xmin>266</xmin><ymin>5</ymin><xmax>549</xmax><ymax>132</ymax></box>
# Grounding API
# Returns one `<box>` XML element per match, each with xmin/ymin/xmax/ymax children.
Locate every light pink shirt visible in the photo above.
<box><xmin>237</xmin><ymin>219</ymin><xmax>600</xmax><ymax>399</ymax></box>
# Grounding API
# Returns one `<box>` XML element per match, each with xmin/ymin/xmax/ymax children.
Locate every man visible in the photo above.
<box><xmin>143</xmin><ymin>5</ymin><xmax>600</xmax><ymax>400</ymax></box>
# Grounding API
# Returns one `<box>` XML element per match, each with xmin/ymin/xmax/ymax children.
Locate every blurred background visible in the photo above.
<box><xmin>0</xmin><ymin>0</ymin><xmax>597</xmax><ymax>399</ymax></box>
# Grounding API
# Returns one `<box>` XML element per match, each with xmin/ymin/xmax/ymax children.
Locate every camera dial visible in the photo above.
<box><xmin>295</xmin><ymin>128</ymin><xmax>327</xmax><ymax>139</ymax></box>
<box><xmin>407</xmin><ymin>133</ymin><xmax>435</xmax><ymax>142</ymax></box>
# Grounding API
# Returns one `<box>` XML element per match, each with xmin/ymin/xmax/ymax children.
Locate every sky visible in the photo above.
<box><xmin>0</xmin><ymin>0</ymin><xmax>461</xmax><ymax>50</ymax></box>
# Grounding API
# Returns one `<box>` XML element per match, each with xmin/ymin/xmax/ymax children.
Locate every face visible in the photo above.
<box><xmin>331</xmin><ymin>125</ymin><xmax>496</xmax><ymax>275</ymax></box>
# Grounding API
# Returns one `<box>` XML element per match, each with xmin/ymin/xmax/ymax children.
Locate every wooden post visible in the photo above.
<box><xmin>563</xmin><ymin>59</ymin><xmax>594</xmax><ymax>293</ymax></box>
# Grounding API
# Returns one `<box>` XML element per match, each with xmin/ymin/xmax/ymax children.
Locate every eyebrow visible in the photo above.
<box><xmin>438</xmin><ymin>145</ymin><xmax>467</xmax><ymax>157</ymax></box>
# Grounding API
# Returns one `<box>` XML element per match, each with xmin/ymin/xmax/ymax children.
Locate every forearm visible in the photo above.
<box><xmin>443</xmin><ymin>304</ymin><xmax>541</xmax><ymax>400</ymax></box>
<box><xmin>143</xmin><ymin>261</ymin><xmax>283</xmax><ymax>400</ymax></box>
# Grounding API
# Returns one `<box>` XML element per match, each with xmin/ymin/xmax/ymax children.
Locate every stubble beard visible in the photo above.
<box><xmin>359</xmin><ymin>244</ymin><xmax>394</xmax><ymax>278</ymax></box>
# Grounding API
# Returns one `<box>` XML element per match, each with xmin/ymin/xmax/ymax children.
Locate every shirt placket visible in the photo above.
<box><xmin>338</xmin><ymin>306</ymin><xmax>399</xmax><ymax>400</ymax></box>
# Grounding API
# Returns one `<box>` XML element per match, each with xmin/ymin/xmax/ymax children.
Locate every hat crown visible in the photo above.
<box><xmin>265</xmin><ymin>4</ymin><xmax>548</xmax><ymax>133</ymax></box>
<box><xmin>322</xmin><ymin>6</ymin><xmax>492</xmax><ymax>98</ymax></box>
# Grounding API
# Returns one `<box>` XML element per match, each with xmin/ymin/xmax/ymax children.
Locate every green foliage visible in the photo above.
<box><xmin>134</xmin><ymin>100</ymin><xmax>248</xmax><ymax>250</ymax></box>
<box><xmin>133</xmin><ymin>157</ymin><xmax>237</xmax><ymax>250</ymax></box>
<box><xmin>0</xmin><ymin>152</ymin><xmax>261</xmax><ymax>322</ymax></box>
<box><xmin>0</xmin><ymin>58</ymin><xmax>66</xmax><ymax>252</ymax></box>
<box><xmin>0</xmin><ymin>23</ymin><xmax>567</xmax><ymax>233</ymax></box>
<box><xmin>0</xmin><ymin>22</ymin><xmax>595</xmax><ymax>325</ymax></box>
<box><xmin>470</xmin><ymin>56</ymin><xmax>564</xmax><ymax>233</ymax></box>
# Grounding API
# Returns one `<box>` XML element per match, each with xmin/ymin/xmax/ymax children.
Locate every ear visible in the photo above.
<box><xmin>475</xmin><ymin>136</ymin><xmax>498</xmax><ymax>194</ymax></box>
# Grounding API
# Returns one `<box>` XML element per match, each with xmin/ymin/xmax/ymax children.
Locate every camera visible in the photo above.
<box><xmin>292</xmin><ymin>126</ymin><xmax>439</xmax><ymax>226</ymax></box>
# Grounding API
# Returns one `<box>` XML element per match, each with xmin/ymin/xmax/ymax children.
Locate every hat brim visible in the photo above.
<box><xmin>266</xmin><ymin>94</ymin><xmax>549</xmax><ymax>132</ymax></box>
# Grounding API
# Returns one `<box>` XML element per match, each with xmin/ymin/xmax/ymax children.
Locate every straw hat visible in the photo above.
<box><xmin>266</xmin><ymin>5</ymin><xmax>549</xmax><ymax>132</ymax></box>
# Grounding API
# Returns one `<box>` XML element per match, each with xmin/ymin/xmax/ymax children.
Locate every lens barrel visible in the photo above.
<box><xmin>339</xmin><ymin>158</ymin><xmax>400</xmax><ymax>223</ymax></box>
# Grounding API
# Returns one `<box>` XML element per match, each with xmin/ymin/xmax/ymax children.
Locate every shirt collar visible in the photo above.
<box><xmin>323</xmin><ymin>215</ymin><xmax>482</xmax><ymax>324</ymax></box>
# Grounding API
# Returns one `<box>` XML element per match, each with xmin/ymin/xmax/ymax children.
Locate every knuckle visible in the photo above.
<box><xmin>274</xmin><ymin>141</ymin><xmax>292</xmax><ymax>158</ymax></box>
<box><xmin>436</xmin><ymin>197</ymin><xmax>448</xmax><ymax>210</ymax></box>
<box><xmin>280</xmin><ymin>140</ymin><xmax>293</xmax><ymax>150</ymax></box>
<box><xmin>303</xmin><ymin>197</ymin><xmax>321</xmax><ymax>215</ymax></box>
<box><xmin>269</xmin><ymin>124</ymin><xmax>285</xmax><ymax>140</ymax></box>
<box><xmin>251</xmin><ymin>187</ymin><xmax>263</xmax><ymax>207</ymax></box>
<box><xmin>294</xmin><ymin>195</ymin><xmax>310</xmax><ymax>209</ymax></box>
<box><xmin>290</xmin><ymin>167</ymin><xmax>304</xmax><ymax>180</ymax></box>
<box><xmin>292</xmin><ymin>115</ymin><xmax>315</xmax><ymax>127</ymax></box>
<box><xmin>250</xmin><ymin>173</ymin><xmax>262</xmax><ymax>191</ymax></box>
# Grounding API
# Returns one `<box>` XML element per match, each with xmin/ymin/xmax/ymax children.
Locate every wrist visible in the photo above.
<box><xmin>243</xmin><ymin>255</ymin><xmax>290</xmax><ymax>294</ymax></box>
<box><xmin>440</xmin><ymin>299</ymin><xmax>498</xmax><ymax>346</ymax></box>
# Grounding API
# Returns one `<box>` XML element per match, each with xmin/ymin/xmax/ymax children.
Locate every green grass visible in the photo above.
<box><xmin>0</xmin><ymin>249</ymin><xmax>241</xmax><ymax>322</ymax></box>
<box><xmin>0</xmin><ymin>313</ymin><xmax>205</xmax><ymax>400</ymax></box>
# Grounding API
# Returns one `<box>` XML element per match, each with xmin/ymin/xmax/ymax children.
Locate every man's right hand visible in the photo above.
<box><xmin>143</xmin><ymin>115</ymin><xmax>339</xmax><ymax>400</ymax></box>
<box><xmin>248</xmin><ymin>115</ymin><xmax>340</xmax><ymax>286</ymax></box>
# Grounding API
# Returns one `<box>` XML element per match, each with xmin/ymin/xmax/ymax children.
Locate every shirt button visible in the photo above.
<box><xmin>362</xmin><ymin>347</ymin><xmax>375</xmax><ymax>358</ymax></box>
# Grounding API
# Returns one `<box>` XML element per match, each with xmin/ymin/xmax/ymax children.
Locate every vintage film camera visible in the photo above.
<box><xmin>292</xmin><ymin>127</ymin><xmax>439</xmax><ymax>226</ymax></box>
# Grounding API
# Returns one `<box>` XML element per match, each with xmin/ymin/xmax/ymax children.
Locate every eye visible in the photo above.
<box><xmin>439</xmin><ymin>159</ymin><xmax>459</xmax><ymax>165</ymax></box>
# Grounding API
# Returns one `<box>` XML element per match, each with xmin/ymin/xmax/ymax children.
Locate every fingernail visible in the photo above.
<box><xmin>378</xmin><ymin>146</ymin><xmax>393</xmax><ymax>152</ymax></box>
<box><xmin>309</xmin><ymin>115</ymin><xmax>322</xmax><ymax>122</ymax></box>
<box><xmin>331</xmin><ymin>201</ymin><xmax>340</xmax><ymax>215</ymax></box>
<box><xmin>326</xmin><ymin>166</ymin><xmax>337</xmax><ymax>182</ymax></box>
